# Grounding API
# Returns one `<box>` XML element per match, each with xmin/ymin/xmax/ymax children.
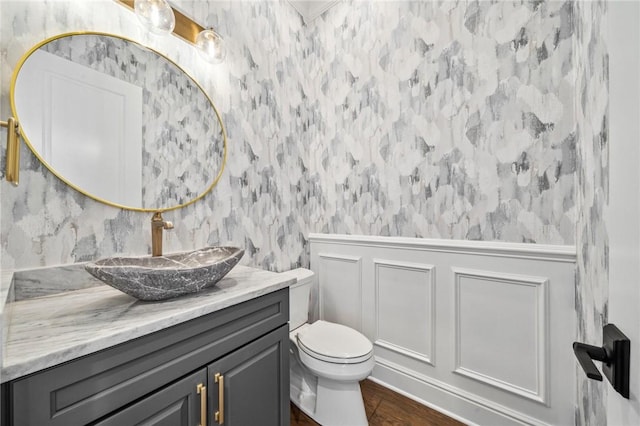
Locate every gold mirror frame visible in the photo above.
<box><xmin>9</xmin><ymin>31</ymin><xmax>227</xmax><ymax>213</ymax></box>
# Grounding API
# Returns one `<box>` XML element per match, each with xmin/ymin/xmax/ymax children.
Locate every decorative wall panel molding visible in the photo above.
<box><xmin>452</xmin><ymin>268</ymin><xmax>549</xmax><ymax>404</ymax></box>
<box><xmin>317</xmin><ymin>253</ymin><xmax>362</xmax><ymax>331</ymax></box>
<box><xmin>373</xmin><ymin>259</ymin><xmax>435</xmax><ymax>366</ymax></box>
<box><xmin>310</xmin><ymin>234</ymin><xmax>575</xmax><ymax>426</ymax></box>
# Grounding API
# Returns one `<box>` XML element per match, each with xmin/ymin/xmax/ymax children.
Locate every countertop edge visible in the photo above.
<box><xmin>1</xmin><ymin>270</ymin><xmax>15</xmax><ymax>384</ymax></box>
<box><xmin>1</xmin><ymin>268</ymin><xmax>295</xmax><ymax>383</ymax></box>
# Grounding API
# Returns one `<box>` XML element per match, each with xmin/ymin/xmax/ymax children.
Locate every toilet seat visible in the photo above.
<box><xmin>296</xmin><ymin>320</ymin><xmax>373</xmax><ymax>364</ymax></box>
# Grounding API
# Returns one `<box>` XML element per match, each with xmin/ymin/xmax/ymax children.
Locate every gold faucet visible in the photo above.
<box><xmin>151</xmin><ymin>212</ymin><xmax>174</xmax><ymax>257</ymax></box>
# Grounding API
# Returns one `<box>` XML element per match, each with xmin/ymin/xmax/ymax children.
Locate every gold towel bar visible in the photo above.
<box><xmin>0</xmin><ymin>117</ymin><xmax>20</xmax><ymax>186</ymax></box>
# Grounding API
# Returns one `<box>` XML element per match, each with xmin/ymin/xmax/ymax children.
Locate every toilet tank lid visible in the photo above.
<box><xmin>297</xmin><ymin>320</ymin><xmax>373</xmax><ymax>360</ymax></box>
<box><xmin>282</xmin><ymin>268</ymin><xmax>314</xmax><ymax>287</ymax></box>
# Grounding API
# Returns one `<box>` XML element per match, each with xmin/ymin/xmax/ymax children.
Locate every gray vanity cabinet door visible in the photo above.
<box><xmin>95</xmin><ymin>368</ymin><xmax>206</xmax><ymax>426</ymax></box>
<box><xmin>207</xmin><ymin>324</ymin><xmax>289</xmax><ymax>426</ymax></box>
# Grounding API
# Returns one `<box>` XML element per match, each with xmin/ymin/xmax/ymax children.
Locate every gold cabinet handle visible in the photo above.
<box><xmin>197</xmin><ymin>383</ymin><xmax>207</xmax><ymax>426</ymax></box>
<box><xmin>214</xmin><ymin>373</ymin><xmax>224</xmax><ymax>424</ymax></box>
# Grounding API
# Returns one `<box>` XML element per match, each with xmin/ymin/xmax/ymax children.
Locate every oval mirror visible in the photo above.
<box><xmin>10</xmin><ymin>32</ymin><xmax>226</xmax><ymax>212</ymax></box>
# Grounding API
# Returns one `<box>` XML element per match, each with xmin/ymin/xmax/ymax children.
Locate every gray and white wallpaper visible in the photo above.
<box><xmin>1</xmin><ymin>0</ymin><xmax>582</xmax><ymax>273</ymax></box>
<box><xmin>41</xmin><ymin>34</ymin><xmax>224</xmax><ymax>208</ymax></box>
<box><xmin>303</xmin><ymin>1</ymin><xmax>576</xmax><ymax>244</ymax></box>
<box><xmin>574</xmin><ymin>1</ymin><xmax>609</xmax><ymax>425</ymax></box>
<box><xmin>1</xmin><ymin>0</ymin><xmax>309</xmax><ymax>270</ymax></box>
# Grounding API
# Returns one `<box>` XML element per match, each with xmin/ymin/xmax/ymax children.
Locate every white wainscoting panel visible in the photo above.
<box><xmin>317</xmin><ymin>253</ymin><xmax>362</xmax><ymax>331</ymax></box>
<box><xmin>453</xmin><ymin>268</ymin><xmax>548</xmax><ymax>404</ymax></box>
<box><xmin>310</xmin><ymin>234</ymin><xmax>576</xmax><ymax>426</ymax></box>
<box><xmin>374</xmin><ymin>260</ymin><xmax>435</xmax><ymax>366</ymax></box>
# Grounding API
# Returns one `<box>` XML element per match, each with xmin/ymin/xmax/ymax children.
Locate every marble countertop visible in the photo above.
<box><xmin>1</xmin><ymin>264</ymin><xmax>295</xmax><ymax>383</ymax></box>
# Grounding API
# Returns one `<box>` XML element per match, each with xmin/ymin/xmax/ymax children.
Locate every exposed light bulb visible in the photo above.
<box><xmin>195</xmin><ymin>29</ymin><xmax>227</xmax><ymax>64</ymax></box>
<box><xmin>134</xmin><ymin>0</ymin><xmax>176</xmax><ymax>35</ymax></box>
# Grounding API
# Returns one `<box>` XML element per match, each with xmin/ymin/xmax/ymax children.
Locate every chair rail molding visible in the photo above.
<box><xmin>308</xmin><ymin>234</ymin><xmax>576</xmax><ymax>263</ymax></box>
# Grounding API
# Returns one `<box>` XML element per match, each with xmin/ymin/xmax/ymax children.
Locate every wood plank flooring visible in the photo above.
<box><xmin>290</xmin><ymin>379</ymin><xmax>466</xmax><ymax>426</ymax></box>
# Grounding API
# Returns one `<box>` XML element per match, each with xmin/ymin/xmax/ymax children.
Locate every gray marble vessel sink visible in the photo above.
<box><xmin>85</xmin><ymin>247</ymin><xmax>244</xmax><ymax>301</ymax></box>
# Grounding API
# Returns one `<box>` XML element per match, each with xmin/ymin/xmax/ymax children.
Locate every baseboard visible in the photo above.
<box><xmin>372</xmin><ymin>359</ymin><xmax>550</xmax><ymax>426</ymax></box>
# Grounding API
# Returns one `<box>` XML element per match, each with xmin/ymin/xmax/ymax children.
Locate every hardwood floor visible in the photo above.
<box><xmin>290</xmin><ymin>379</ymin><xmax>465</xmax><ymax>426</ymax></box>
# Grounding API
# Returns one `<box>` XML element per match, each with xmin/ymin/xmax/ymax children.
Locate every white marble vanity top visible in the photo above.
<box><xmin>0</xmin><ymin>264</ymin><xmax>294</xmax><ymax>382</ymax></box>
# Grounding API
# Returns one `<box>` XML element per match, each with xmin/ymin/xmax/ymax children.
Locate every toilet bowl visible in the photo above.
<box><xmin>284</xmin><ymin>268</ymin><xmax>374</xmax><ymax>426</ymax></box>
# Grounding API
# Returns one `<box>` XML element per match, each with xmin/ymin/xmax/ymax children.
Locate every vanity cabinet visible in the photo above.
<box><xmin>206</xmin><ymin>325</ymin><xmax>289</xmax><ymax>426</ymax></box>
<box><xmin>1</xmin><ymin>289</ymin><xmax>289</xmax><ymax>426</ymax></box>
<box><xmin>95</xmin><ymin>368</ymin><xmax>207</xmax><ymax>426</ymax></box>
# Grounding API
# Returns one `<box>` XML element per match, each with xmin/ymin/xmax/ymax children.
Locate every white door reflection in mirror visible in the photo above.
<box><xmin>16</xmin><ymin>49</ymin><xmax>143</xmax><ymax>207</ymax></box>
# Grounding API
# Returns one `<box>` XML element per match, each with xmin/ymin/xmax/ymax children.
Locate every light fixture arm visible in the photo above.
<box><xmin>116</xmin><ymin>0</ymin><xmax>204</xmax><ymax>45</ymax></box>
<box><xmin>115</xmin><ymin>0</ymin><xmax>226</xmax><ymax>64</ymax></box>
<box><xmin>0</xmin><ymin>117</ymin><xmax>20</xmax><ymax>186</ymax></box>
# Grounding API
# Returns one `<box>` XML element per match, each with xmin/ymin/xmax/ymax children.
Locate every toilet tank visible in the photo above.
<box><xmin>284</xmin><ymin>268</ymin><xmax>314</xmax><ymax>330</ymax></box>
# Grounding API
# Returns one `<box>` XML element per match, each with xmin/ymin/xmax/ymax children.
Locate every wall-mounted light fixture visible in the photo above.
<box><xmin>116</xmin><ymin>0</ymin><xmax>226</xmax><ymax>64</ymax></box>
<box><xmin>195</xmin><ymin>29</ymin><xmax>226</xmax><ymax>64</ymax></box>
<box><xmin>0</xmin><ymin>117</ymin><xmax>20</xmax><ymax>186</ymax></box>
<box><xmin>134</xmin><ymin>0</ymin><xmax>175</xmax><ymax>35</ymax></box>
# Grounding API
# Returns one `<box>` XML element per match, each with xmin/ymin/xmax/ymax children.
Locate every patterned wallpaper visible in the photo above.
<box><xmin>574</xmin><ymin>1</ymin><xmax>609</xmax><ymax>425</ymax></box>
<box><xmin>1</xmin><ymin>0</ymin><xmax>309</xmax><ymax>271</ymax></box>
<box><xmin>304</xmin><ymin>1</ymin><xmax>576</xmax><ymax>244</ymax></box>
<box><xmin>0</xmin><ymin>1</ymin><xmax>596</xmax><ymax>272</ymax></box>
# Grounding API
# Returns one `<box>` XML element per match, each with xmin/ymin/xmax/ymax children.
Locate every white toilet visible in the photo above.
<box><xmin>285</xmin><ymin>268</ymin><xmax>375</xmax><ymax>426</ymax></box>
